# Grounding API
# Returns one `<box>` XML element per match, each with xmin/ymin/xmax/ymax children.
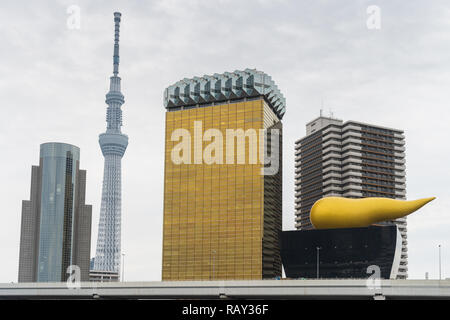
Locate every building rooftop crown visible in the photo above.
<box><xmin>163</xmin><ymin>68</ymin><xmax>286</xmax><ymax>119</ymax></box>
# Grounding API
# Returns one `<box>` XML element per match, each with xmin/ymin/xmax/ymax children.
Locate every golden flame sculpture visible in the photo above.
<box><xmin>310</xmin><ymin>197</ymin><xmax>436</xmax><ymax>229</ymax></box>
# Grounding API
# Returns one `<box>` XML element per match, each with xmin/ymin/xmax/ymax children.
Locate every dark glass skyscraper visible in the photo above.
<box><xmin>18</xmin><ymin>143</ymin><xmax>92</xmax><ymax>282</ymax></box>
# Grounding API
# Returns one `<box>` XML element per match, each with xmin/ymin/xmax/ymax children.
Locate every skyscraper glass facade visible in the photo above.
<box><xmin>19</xmin><ymin>142</ymin><xmax>92</xmax><ymax>283</ymax></box>
<box><xmin>162</xmin><ymin>97</ymin><xmax>282</xmax><ymax>280</ymax></box>
<box><xmin>37</xmin><ymin>143</ymin><xmax>80</xmax><ymax>282</ymax></box>
<box><xmin>162</xmin><ymin>69</ymin><xmax>285</xmax><ymax>281</ymax></box>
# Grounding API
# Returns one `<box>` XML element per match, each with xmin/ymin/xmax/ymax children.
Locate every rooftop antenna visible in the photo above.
<box><xmin>320</xmin><ymin>98</ymin><xmax>324</xmax><ymax>117</ymax></box>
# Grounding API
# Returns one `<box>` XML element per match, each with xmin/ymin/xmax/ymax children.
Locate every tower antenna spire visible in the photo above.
<box><xmin>113</xmin><ymin>12</ymin><xmax>121</xmax><ymax>76</ymax></box>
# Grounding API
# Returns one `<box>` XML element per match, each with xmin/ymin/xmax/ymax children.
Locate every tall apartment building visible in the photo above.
<box><xmin>19</xmin><ymin>143</ymin><xmax>92</xmax><ymax>282</ymax></box>
<box><xmin>294</xmin><ymin>116</ymin><xmax>408</xmax><ymax>278</ymax></box>
<box><xmin>162</xmin><ymin>69</ymin><xmax>285</xmax><ymax>281</ymax></box>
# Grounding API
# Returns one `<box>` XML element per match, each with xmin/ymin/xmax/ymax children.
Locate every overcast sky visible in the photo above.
<box><xmin>0</xmin><ymin>0</ymin><xmax>449</xmax><ymax>282</ymax></box>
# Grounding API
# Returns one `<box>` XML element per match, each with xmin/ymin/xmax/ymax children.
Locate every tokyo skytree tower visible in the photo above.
<box><xmin>94</xmin><ymin>12</ymin><xmax>128</xmax><ymax>273</ymax></box>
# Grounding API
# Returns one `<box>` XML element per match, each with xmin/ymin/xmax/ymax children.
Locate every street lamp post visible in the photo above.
<box><xmin>211</xmin><ymin>250</ymin><xmax>216</xmax><ymax>280</ymax></box>
<box><xmin>316</xmin><ymin>247</ymin><xmax>321</xmax><ymax>279</ymax></box>
<box><xmin>121</xmin><ymin>253</ymin><xmax>125</xmax><ymax>282</ymax></box>
<box><xmin>439</xmin><ymin>245</ymin><xmax>442</xmax><ymax>280</ymax></box>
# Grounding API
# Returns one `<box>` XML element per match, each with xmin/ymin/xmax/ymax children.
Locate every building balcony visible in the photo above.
<box><xmin>342</xmin><ymin>131</ymin><xmax>362</xmax><ymax>139</ymax></box>
<box><xmin>343</xmin><ymin>191</ymin><xmax>363</xmax><ymax>197</ymax></box>
<box><xmin>322</xmin><ymin>126</ymin><xmax>341</xmax><ymax>135</ymax></box>
<box><xmin>341</xmin><ymin>150</ymin><xmax>362</xmax><ymax>158</ymax></box>
<box><xmin>322</xmin><ymin>139</ymin><xmax>341</xmax><ymax>148</ymax></box>
<box><xmin>323</xmin><ymin>133</ymin><xmax>341</xmax><ymax>141</ymax></box>
<box><xmin>342</xmin><ymin>177</ymin><xmax>363</xmax><ymax>185</ymax></box>
<box><xmin>323</xmin><ymin>185</ymin><xmax>342</xmax><ymax>193</ymax></box>
<box><xmin>342</xmin><ymin>124</ymin><xmax>362</xmax><ymax>132</ymax></box>
<box><xmin>341</xmin><ymin>137</ymin><xmax>362</xmax><ymax>146</ymax></box>
<box><xmin>323</xmin><ymin>172</ymin><xmax>342</xmax><ymax>180</ymax></box>
<box><xmin>323</xmin><ymin>146</ymin><xmax>341</xmax><ymax>154</ymax></box>
<box><xmin>323</xmin><ymin>159</ymin><xmax>341</xmax><ymax>167</ymax></box>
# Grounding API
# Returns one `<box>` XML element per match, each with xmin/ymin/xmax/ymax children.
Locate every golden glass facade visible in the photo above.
<box><xmin>162</xmin><ymin>98</ymin><xmax>282</xmax><ymax>281</ymax></box>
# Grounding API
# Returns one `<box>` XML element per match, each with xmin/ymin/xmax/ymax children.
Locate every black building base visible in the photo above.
<box><xmin>281</xmin><ymin>225</ymin><xmax>401</xmax><ymax>279</ymax></box>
